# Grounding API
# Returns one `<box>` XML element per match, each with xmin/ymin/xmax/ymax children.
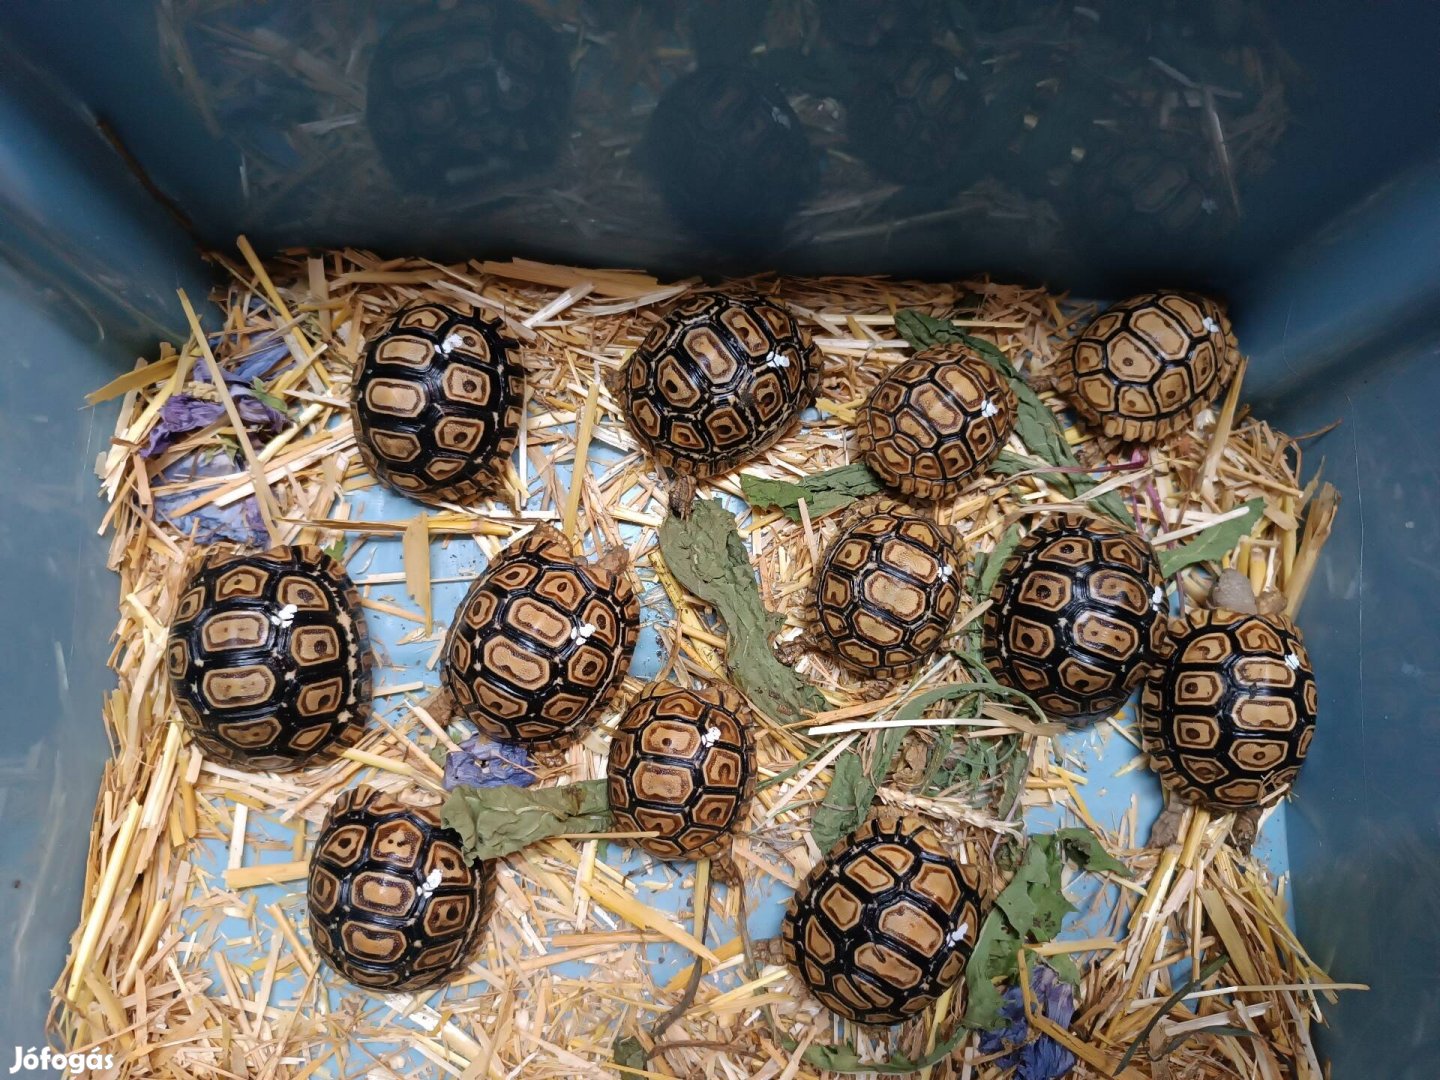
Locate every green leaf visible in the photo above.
<box><xmin>739</xmin><ymin>463</ymin><xmax>884</xmax><ymax>522</ymax></box>
<box><xmin>964</xmin><ymin>829</ymin><xmax>1126</xmax><ymax>1029</ymax></box>
<box><xmin>248</xmin><ymin>377</ymin><xmax>292</xmax><ymax>415</ymax></box>
<box><xmin>787</xmin><ymin>1026</ymin><xmax>969</xmax><ymax>1075</ymax></box>
<box><xmin>611</xmin><ymin>1035</ymin><xmax>649</xmax><ymax>1072</ymax></box>
<box><xmin>1054</xmin><ymin>826</ymin><xmax>1133</xmax><ymax>878</ymax></box>
<box><xmin>975</xmin><ymin>523</ymin><xmax>1024</xmax><ymax>602</ymax></box>
<box><xmin>1157</xmin><ymin>498</ymin><xmax>1267</xmax><ymax>577</ymax></box>
<box><xmin>322</xmin><ymin>538</ymin><xmax>347</xmax><ymax>561</ymax></box>
<box><xmin>658</xmin><ymin>499</ymin><xmax>826</xmax><ymax>725</ymax></box>
<box><xmin>810</xmin><ymin>750</ymin><xmax>873</xmax><ymax>853</ymax></box>
<box><xmin>894</xmin><ymin>310</ymin><xmax>1133</xmax><ymax>527</ymax></box>
<box><xmin>441</xmin><ymin>779</ymin><xmax>612</xmax><ymax>864</ymax></box>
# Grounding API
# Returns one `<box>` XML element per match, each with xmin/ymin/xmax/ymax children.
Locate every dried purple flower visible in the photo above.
<box><xmin>153</xmin><ymin>450</ymin><xmax>269</xmax><ymax>546</ymax></box>
<box><xmin>977</xmin><ymin>964</ymin><xmax>1078</xmax><ymax>1080</ymax></box>
<box><xmin>143</xmin><ymin>391</ymin><xmax>286</xmax><ymax>458</ymax></box>
<box><xmin>442</xmin><ymin>735</ymin><xmax>534</xmax><ymax>790</ymax></box>
<box><xmin>194</xmin><ymin>338</ymin><xmax>293</xmax><ymax>385</ymax></box>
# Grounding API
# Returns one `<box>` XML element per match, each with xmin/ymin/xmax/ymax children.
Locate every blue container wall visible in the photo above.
<box><xmin>1</xmin><ymin>1</ymin><xmax>1438</xmax><ymax>1074</ymax></box>
<box><xmin>0</xmin><ymin>35</ymin><xmax>211</xmax><ymax>1052</ymax></box>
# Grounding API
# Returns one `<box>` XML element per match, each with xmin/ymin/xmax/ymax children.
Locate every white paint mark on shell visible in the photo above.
<box><xmin>1202</xmin><ymin>316</ymin><xmax>1221</xmax><ymax>334</ymax></box>
<box><xmin>980</xmin><ymin>398</ymin><xmax>999</xmax><ymax>418</ymax></box>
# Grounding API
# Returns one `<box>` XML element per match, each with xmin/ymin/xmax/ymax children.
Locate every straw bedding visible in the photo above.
<box><xmin>54</xmin><ymin>244</ymin><xmax>1354</xmax><ymax>1078</ymax></box>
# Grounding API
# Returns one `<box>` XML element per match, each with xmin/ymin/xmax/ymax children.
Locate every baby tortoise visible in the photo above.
<box><xmin>1144</xmin><ymin>569</ymin><xmax>1317</xmax><ymax>852</ymax></box>
<box><xmin>442</xmin><ymin>525</ymin><xmax>639</xmax><ymax>752</ymax></box>
<box><xmin>168</xmin><ymin>545</ymin><xmax>370</xmax><ymax>771</ymax></box>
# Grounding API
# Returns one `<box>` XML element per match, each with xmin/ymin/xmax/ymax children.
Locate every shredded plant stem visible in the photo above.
<box><xmin>56</xmin><ymin>246</ymin><xmax>1349</xmax><ymax>1078</ymax></box>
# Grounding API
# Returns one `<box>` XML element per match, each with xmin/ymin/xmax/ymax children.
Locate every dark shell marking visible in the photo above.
<box><xmin>619</xmin><ymin>292</ymin><xmax>821</xmax><ymax>478</ymax></box>
<box><xmin>351</xmin><ymin>302</ymin><xmax>524</xmax><ymax>506</ymax></box>
<box><xmin>168</xmin><ymin>545</ymin><xmax>370</xmax><ymax>771</ymax></box>
<box><xmin>1057</xmin><ymin>292</ymin><xmax>1241</xmax><ymax>443</ymax></box>
<box><xmin>983</xmin><ymin>514</ymin><xmax>1167</xmax><ymax>723</ymax></box>
<box><xmin>814</xmin><ymin>505</ymin><xmax>965</xmax><ymax>677</ymax></box>
<box><xmin>308</xmin><ymin>786</ymin><xmax>494</xmax><ymax>992</ymax></box>
<box><xmin>607</xmin><ymin>681</ymin><xmax>757</xmax><ymax>861</ymax></box>
<box><xmin>858</xmin><ymin>344</ymin><xmax>1017</xmax><ymax>501</ymax></box>
<box><xmin>442</xmin><ymin>526</ymin><xmax>639</xmax><ymax>751</ymax></box>
<box><xmin>1142</xmin><ymin>610</ymin><xmax>1317</xmax><ymax>810</ymax></box>
<box><xmin>783</xmin><ymin>812</ymin><xmax>984</xmax><ymax>1025</ymax></box>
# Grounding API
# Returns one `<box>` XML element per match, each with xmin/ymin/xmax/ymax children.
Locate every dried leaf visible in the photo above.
<box><xmin>739</xmin><ymin>463</ymin><xmax>884</xmax><ymax>521</ymax></box>
<box><xmin>1157</xmin><ymin>499</ymin><xmax>1267</xmax><ymax>577</ymax></box>
<box><xmin>1113</xmin><ymin>955</ymin><xmax>1231</xmax><ymax>1076</ymax></box>
<box><xmin>441</xmin><ymin>780</ymin><xmax>612</xmax><ymax>864</ymax></box>
<box><xmin>658</xmin><ymin>499</ymin><xmax>826</xmax><ymax>724</ymax></box>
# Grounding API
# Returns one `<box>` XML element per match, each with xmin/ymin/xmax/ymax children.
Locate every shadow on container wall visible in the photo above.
<box><xmin>2</xmin><ymin>0</ymin><xmax>1437</xmax><ymax>292</ymax></box>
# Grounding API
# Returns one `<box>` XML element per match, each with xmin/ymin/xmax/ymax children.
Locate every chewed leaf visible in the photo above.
<box><xmin>1158</xmin><ymin>499</ymin><xmax>1267</xmax><ymax>577</ymax></box>
<box><xmin>441</xmin><ymin>779</ymin><xmax>612</xmax><ymax>864</ymax></box>
<box><xmin>739</xmin><ymin>463</ymin><xmax>884</xmax><ymax>521</ymax></box>
<box><xmin>658</xmin><ymin>499</ymin><xmax>826</xmax><ymax>725</ymax></box>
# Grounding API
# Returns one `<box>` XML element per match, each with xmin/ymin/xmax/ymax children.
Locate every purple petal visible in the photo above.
<box><xmin>195</xmin><ymin>338</ymin><xmax>294</xmax><ymax>385</ymax></box>
<box><xmin>142</xmin><ymin>391</ymin><xmax>286</xmax><ymax>458</ymax></box>
<box><xmin>442</xmin><ymin>735</ymin><xmax>534</xmax><ymax>790</ymax></box>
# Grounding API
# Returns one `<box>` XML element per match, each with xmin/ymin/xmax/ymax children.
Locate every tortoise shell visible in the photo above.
<box><xmin>1057</xmin><ymin>292</ymin><xmax>1241</xmax><ymax>443</ymax></box>
<box><xmin>858</xmin><ymin>343</ymin><xmax>1018</xmax><ymax>500</ymax></box>
<box><xmin>442</xmin><ymin>525</ymin><xmax>639</xmax><ymax>751</ymax></box>
<box><xmin>308</xmin><ymin>786</ymin><xmax>494</xmax><ymax>992</ymax></box>
<box><xmin>814</xmin><ymin>502</ymin><xmax>965</xmax><ymax>677</ymax></box>
<box><xmin>1141</xmin><ymin>609</ymin><xmax>1318</xmax><ymax>810</ymax></box>
<box><xmin>167</xmin><ymin>546</ymin><xmax>370</xmax><ymax>771</ymax></box>
<box><xmin>782</xmin><ymin>810</ymin><xmax>984</xmax><ymax>1025</ymax></box>
<box><xmin>982</xmin><ymin>515</ymin><xmax>1168</xmax><ymax>723</ymax></box>
<box><xmin>365</xmin><ymin>2</ymin><xmax>571</xmax><ymax>195</ymax></box>
<box><xmin>351</xmin><ymin>301</ymin><xmax>524</xmax><ymax>506</ymax></box>
<box><xmin>619</xmin><ymin>292</ymin><xmax>821</xmax><ymax>478</ymax></box>
<box><xmin>606</xmin><ymin>681</ymin><xmax>757</xmax><ymax>861</ymax></box>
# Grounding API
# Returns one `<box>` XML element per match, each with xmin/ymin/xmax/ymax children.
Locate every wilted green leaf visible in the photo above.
<box><xmin>895</xmin><ymin>310</ymin><xmax>1133</xmax><ymax>526</ymax></box>
<box><xmin>976</xmin><ymin>523</ymin><xmax>1025</xmax><ymax>602</ymax></box>
<box><xmin>1054</xmin><ymin>826</ymin><xmax>1133</xmax><ymax>878</ymax></box>
<box><xmin>1157</xmin><ymin>498</ymin><xmax>1267</xmax><ymax>577</ymax></box>
<box><xmin>739</xmin><ymin>463</ymin><xmax>884</xmax><ymax>521</ymax></box>
<box><xmin>248</xmin><ymin>378</ymin><xmax>292</xmax><ymax>415</ymax></box>
<box><xmin>658</xmin><ymin>499</ymin><xmax>826</xmax><ymax>725</ymax></box>
<box><xmin>611</xmin><ymin>1035</ymin><xmax>648</xmax><ymax>1072</ymax></box>
<box><xmin>441</xmin><ymin>779</ymin><xmax>612</xmax><ymax>864</ymax></box>
<box><xmin>787</xmin><ymin>1026</ymin><xmax>969</xmax><ymax>1075</ymax></box>
<box><xmin>964</xmin><ymin>827</ymin><xmax>1124</xmax><ymax>1029</ymax></box>
<box><xmin>811</xmin><ymin>750</ymin><xmax>873</xmax><ymax>853</ymax></box>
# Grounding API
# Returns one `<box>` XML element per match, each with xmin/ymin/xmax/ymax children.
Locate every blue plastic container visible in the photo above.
<box><xmin>2</xmin><ymin>4</ymin><xmax>1437</xmax><ymax>1076</ymax></box>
